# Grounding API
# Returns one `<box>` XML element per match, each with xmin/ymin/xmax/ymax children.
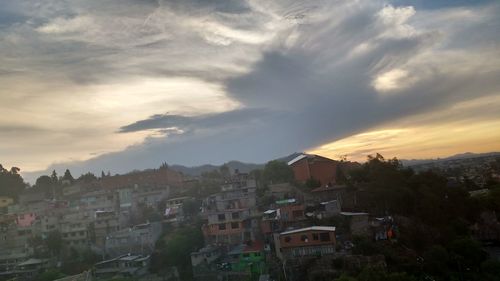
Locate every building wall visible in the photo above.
<box><xmin>278</xmin><ymin>230</ymin><xmax>336</xmax><ymax>259</ymax></box>
<box><xmin>279</xmin><ymin>230</ymin><xmax>336</xmax><ymax>249</ymax></box>
<box><xmin>291</xmin><ymin>157</ymin><xmax>338</xmax><ymax>186</ymax></box>
<box><xmin>16</xmin><ymin>213</ymin><xmax>36</xmax><ymax>227</ymax></box>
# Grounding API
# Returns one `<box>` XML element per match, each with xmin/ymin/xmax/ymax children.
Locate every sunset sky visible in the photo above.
<box><xmin>0</xmin><ymin>0</ymin><xmax>499</xmax><ymax>181</ymax></box>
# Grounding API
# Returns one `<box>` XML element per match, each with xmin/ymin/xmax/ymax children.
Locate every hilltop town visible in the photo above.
<box><xmin>0</xmin><ymin>153</ymin><xmax>499</xmax><ymax>281</ymax></box>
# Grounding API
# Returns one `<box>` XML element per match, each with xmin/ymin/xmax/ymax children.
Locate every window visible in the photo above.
<box><xmin>284</xmin><ymin>236</ymin><xmax>291</xmax><ymax>243</ymax></box>
<box><xmin>231</xmin><ymin>222</ymin><xmax>239</xmax><ymax>229</ymax></box>
<box><xmin>319</xmin><ymin>232</ymin><xmax>331</xmax><ymax>241</ymax></box>
<box><xmin>232</xmin><ymin>212</ymin><xmax>240</xmax><ymax>219</ymax></box>
<box><xmin>312</xmin><ymin>233</ymin><xmax>319</xmax><ymax>240</ymax></box>
<box><xmin>218</xmin><ymin>223</ymin><xmax>226</xmax><ymax>230</ymax></box>
<box><xmin>242</xmin><ymin>253</ymin><xmax>250</xmax><ymax>257</ymax></box>
<box><xmin>218</xmin><ymin>214</ymin><xmax>225</xmax><ymax>221</ymax></box>
<box><xmin>301</xmin><ymin>235</ymin><xmax>308</xmax><ymax>242</ymax></box>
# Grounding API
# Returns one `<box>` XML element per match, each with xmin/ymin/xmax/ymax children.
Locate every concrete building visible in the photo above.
<box><xmin>288</xmin><ymin>154</ymin><xmax>339</xmax><ymax>187</ymax></box>
<box><xmin>202</xmin><ymin>178</ymin><xmax>259</xmax><ymax>245</ymax></box>
<box><xmin>0</xmin><ymin>219</ymin><xmax>35</xmax><ymax>272</ymax></box>
<box><xmin>340</xmin><ymin>212</ymin><xmax>370</xmax><ymax>237</ymax></box>
<box><xmin>94</xmin><ymin>210</ymin><xmax>120</xmax><ymax>248</ymax></box>
<box><xmin>276</xmin><ymin>226</ymin><xmax>337</xmax><ymax>260</ymax></box>
<box><xmin>60</xmin><ymin>212</ymin><xmax>91</xmax><ymax>249</ymax></box>
<box><xmin>94</xmin><ymin>254</ymin><xmax>151</xmax><ymax>279</ymax></box>
<box><xmin>105</xmin><ymin>222</ymin><xmax>162</xmax><ymax>256</ymax></box>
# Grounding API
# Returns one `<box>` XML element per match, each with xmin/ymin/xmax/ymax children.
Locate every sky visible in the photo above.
<box><xmin>0</xmin><ymin>0</ymin><xmax>499</xmax><ymax>182</ymax></box>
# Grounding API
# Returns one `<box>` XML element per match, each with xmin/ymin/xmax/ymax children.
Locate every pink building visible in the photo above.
<box><xmin>16</xmin><ymin>213</ymin><xmax>36</xmax><ymax>227</ymax></box>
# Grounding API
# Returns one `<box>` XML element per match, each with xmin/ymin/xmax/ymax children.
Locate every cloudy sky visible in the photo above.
<box><xmin>0</xmin><ymin>0</ymin><xmax>499</xmax><ymax>181</ymax></box>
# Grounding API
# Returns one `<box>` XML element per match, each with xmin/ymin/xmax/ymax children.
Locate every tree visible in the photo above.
<box><xmin>38</xmin><ymin>269</ymin><xmax>65</xmax><ymax>281</ymax></box>
<box><xmin>77</xmin><ymin>172</ymin><xmax>97</xmax><ymax>183</ymax></box>
<box><xmin>262</xmin><ymin>160</ymin><xmax>294</xmax><ymax>184</ymax></box>
<box><xmin>62</xmin><ymin>169</ymin><xmax>74</xmax><ymax>184</ymax></box>
<box><xmin>150</xmin><ymin>226</ymin><xmax>204</xmax><ymax>280</ymax></box>
<box><xmin>45</xmin><ymin>230</ymin><xmax>63</xmax><ymax>257</ymax></box>
<box><xmin>34</xmin><ymin>175</ymin><xmax>53</xmax><ymax>198</ymax></box>
<box><xmin>182</xmin><ymin>199</ymin><xmax>200</xmax><ymax>218</ymax></box>
<box><xmin>0</xmin><ymin>164</ymin><xmax>25</xmax><ymax>199</ymax></box>
<box><xmin>219</xmin><ymin>164</ymin><xmax>230</xmax><ymax>178</ymax></box>
<box><xmin>50</xmin><ymin>170</ymin><xmax>58</xmax><ymax>184</ymax></box>
<box><xmin>35</xmin><ymin>175</ymin><xmax>52</xmax><ymax>189</ymax></box>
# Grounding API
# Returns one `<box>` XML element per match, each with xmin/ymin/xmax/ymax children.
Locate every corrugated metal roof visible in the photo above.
<box><xmin>280</xmin><ymin>226</ymin><xmax>336</xmax><ymax>235</ymax></box>
<box><xmin>287</xmin><ymin>154</ymin><xmax>308</xmax><ymax>166</ymax></box>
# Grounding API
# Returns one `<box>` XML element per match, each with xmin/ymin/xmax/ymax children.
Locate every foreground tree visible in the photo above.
<box><xmin>263</xmin><ymin>160</ymin><xmax>294</xmax><ymax>184</ymax></box>
<box><xmin>0</xmin><ymin>164</ymin><xmax>25</xmax><ymax>199</ymax></box>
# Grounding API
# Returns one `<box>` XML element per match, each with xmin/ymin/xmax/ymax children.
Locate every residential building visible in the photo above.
<box><xmin>317</xmin><ymin>200</ymin><xmax>341</xmax><ymax>218</ymax></box>
<box><xmin>79</xmin><ymin>190</ymin><xmax>119</xmax><ymax>216</ymax></box>
<box><xmin>105</xmin><ymin>222</ymin><xmax>162</xmax><ymax>256</ymax></box>
<box><xmin>93</xmin><ymin>254</ymin><xmax>151</xmax><ymax>279</ymax></box>
<box><xmin>340</xmin><ymin>212</ymin><xmax>370</xmax><ymax>237</ymax></box>
<box><xmin>202</xmin><ymin>181</ymin><xmax>259</xmax><ymax>245</ymax></box>
<box><xmin>60</xmin><ymin>212</ymin><xmax>91</xmax><ymax>249</ymax></box>
<box><xmin>276</xmin><ymin>226</ymin><xmax>337</xmax><ymax>260</ymax></box>
<box><xmin>226</xmin><ymin>241</ymin><xmax>265</xmax><ymax>275</ymax></box>
<box><xmin>16</xmin><ymin>212</ymin><xmax>37</xmax><ymax>227</ymax></box>
<box><xmin>93</xmin><ymin>210</ymin><xmax>120</xmax><ymax>248</ymax></box>
<box><xmin>288</xmin><ymin>154</ymin><xmax>339</xmax><ymax>187</ymax></box>
<box><xmin>191</xmin><ymin>245</ymin><xmax>223</xmax><ymax>281</ymax></box>
<box><xmin>0</xmin><ymin>219</ymin><xmax>35</xmax><ymax>272</ymax></box>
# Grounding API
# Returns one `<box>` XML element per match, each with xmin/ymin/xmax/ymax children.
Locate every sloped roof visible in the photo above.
<box><xmin>280</xmin><ymin>226</ymin><xmax>336</xmax><ymax>235</ymax></box>
<box><xmin>287</xmin><ymin>154</ymin><xmax>308</xmax><ymax>166</ymax></box>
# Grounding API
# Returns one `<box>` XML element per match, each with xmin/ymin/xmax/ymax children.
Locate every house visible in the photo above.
<box><xmin>317</xmin><ymin>200</ymin><xmax>341</xmax><ymax>218</ymax></box>
<box><xmin>165</xmin><ymin>196</ymin><xmax>193</xmax><ymax>208</ymax></box>
<box><xmin>105</xmin><ymin>222</ymin><xmax>162</xmax><ymax>256</ymax></box>
<box><xmin>202</xmin><ymin>179</ymin><xmax>259</xmax><ymax>245</ymax></box>
<box><xmin>93</xmin><ymin>254</ymin><xmax>151</xmax><ymax>279</ymax></box>
<box><xmin>226</xmin><ymin>241</ymin><xmax>265</xmax><ymax>274</ymax></box>
<box><xmin>340</xmin><ymin>212</ymin><xmax>370</xmax><ymax>237</ymax></box>
<box><xmin>191</xmin><ymin>245</ymin><xmax>223</xmax><ymax>281</ymax></box>
<box><xmin>276</xmin><ymin>226</ymin><xmax>337</xmax><ymax>260</ymax></box>
<box><xmin>94</xmin><ymin>210</ymin><xmax>120</xmax><ymax>248</ymax></box>
<box><xmin>310</xmin><ymin>185</ymin><xmax>348</xmax><ymax>204</ymax></box>
<box><xmin>0</xmin><ymin>220</ymin><xmax>36</xmax><ymax>272</ymax></box>
<box><xmin>79</xmin><ymin>190</ymin><xmax>119</xmax><ymax>217</ymax></box>
<box><xmin>288</xmin><ymin>154</ymin><xmax>339</xmax><ymax>187</ymax></box>
<box><xmin>15</xmin><ymin>212</ymin><xmax>37</xmax><ymax>227</ymax></box>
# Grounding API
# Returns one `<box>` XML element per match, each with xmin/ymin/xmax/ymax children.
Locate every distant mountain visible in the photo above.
<box><xmin>168</xmin><ymin>152</ymin><xmax>305</xmax><ymax>176</ymax></box>
<box><xmin>402</xmin><ymin>151</ymin><xmax>500</xmax><ymax>167</ymax></box>
<box><xmin>169</xmin><ymin>161</ymin><xmax>264</xmax><ymax>176</ymax></box>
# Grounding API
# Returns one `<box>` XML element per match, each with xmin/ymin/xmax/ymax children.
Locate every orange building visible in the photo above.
<box><xmin>287</xmin><ymin>154</ymin><xmax>338</xmax><ymax>187</ymax></box>
<box><xmin>276</xmin><ymin>226</ymin><xmax>336</xmax><ymax>259</ymax></box>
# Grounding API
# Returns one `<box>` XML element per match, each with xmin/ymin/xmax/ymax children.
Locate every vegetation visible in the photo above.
<box><xmin>150</xmin><ymin>225</ymin><xmax>204</xmax><ymax>280</ymax></box>
<box><xmin>0</xmin><ymin>164</ymin><xmax>25</xmax><ymax>200</ymax></box>
<box><xmin>334</xmin><ymin>154</ymin><xmax>500</xmax><ymax>281</ymax></box>
<box><xmin>262</xmin><ymin>160</ymin><xmax>294</xmax><ymax>185</ymax></box>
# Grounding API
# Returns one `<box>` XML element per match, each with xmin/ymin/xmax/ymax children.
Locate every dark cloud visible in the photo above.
<box><xmin>5</xmin><ymin>1</ymin><xmax>499</xmax><ymax>182</ymax></box>
<box><xmin>118</xmin><ymin>108</ymin><xmax>271</xmax><ymax>133</ymax></box>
